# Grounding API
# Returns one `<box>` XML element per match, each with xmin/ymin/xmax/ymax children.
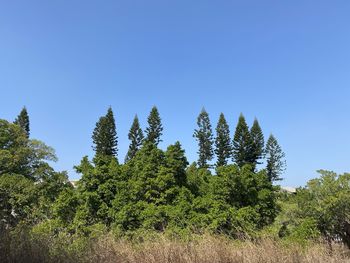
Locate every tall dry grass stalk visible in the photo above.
<box><xmin>2</xmin><ymin>231</ymin><xmax>350</xmax><ymax>263</ymax></box>
<box><xmin>84</xmin><ymin>235</ymin><xmax>350</xmax><ymax>263</ymax></box>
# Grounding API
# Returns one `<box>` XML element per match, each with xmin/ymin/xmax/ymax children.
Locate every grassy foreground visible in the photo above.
<box><xmin>1</xmin><ymin>233</ymin><xmax>350</xmax><ymax>263</ymax></box>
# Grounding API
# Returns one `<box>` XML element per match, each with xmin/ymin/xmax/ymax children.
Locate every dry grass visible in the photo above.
<box><xmin>84</xmin><ymin>235</ymin><xmax>350</xmax><ymax>263</ymax></box>
<box><xmin>2</xmin><ymin>232</ymin><xmax>350</xmax><ymax>263</ymax></box>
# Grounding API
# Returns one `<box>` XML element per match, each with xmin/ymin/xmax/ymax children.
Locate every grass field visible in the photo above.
<box><xmin>2</xmin><ymin>233</ymin><xmax>350</xmax><ymax>263</ymax></box>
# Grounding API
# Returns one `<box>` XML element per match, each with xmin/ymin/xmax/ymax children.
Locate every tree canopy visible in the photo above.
<box><xmin>9</xmin><ymin>107</ymin><xmax>342</xmax><ymax>252</ymax></box>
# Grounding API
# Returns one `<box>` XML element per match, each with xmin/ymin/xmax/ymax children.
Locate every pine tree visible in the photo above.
<box><xmin>125</xmin><ymin>115</ymin><xmax>144</xmax><ymax>162</ymax></box>
<box><xmin>265</xmin><ymin>134</ymin><xmax>286</xmax><ymax>182</ymax></box>
<box><xmin>165</xmin><ymin>141</ymin><xmax>189</xmax><ymax>186</ymax></box>
<box><xmin>215</xmin><ymin>113</ymin><xmax>231</xmax><ymax>167</ymax></box>
<box><xmin>145</xmin><ymin>106</ymin><xmax>163</xmax><ymax>146</ymax></box>
<box><xmin>250</xmin><ymin>118</ymin><xmax>264</xmax><ymax>166</ymax></box>
<box><xmin>193</xmin><ymin>108</ymin><xmax>214</xmax><ymax>168</ymax></box>
<box><xmin>232</xmin><ymin>114</ymin><xmax>254</xmax><ymax>167</ymax></box>
<box><xmin>14</xmin><ymin>107</ymin><xmax>30</xmax><ymax>138</ymax></box>
<box><xmin>92</xmin><ymin>107</ymin><xmax>118</xmax><ymax>157</ymax></box>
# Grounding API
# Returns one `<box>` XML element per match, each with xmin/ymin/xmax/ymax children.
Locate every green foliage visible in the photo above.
<box><xmin>0</xmin><ymin>120</ymin><xmax>57</xmax><ymax>179</ymax></box>
<box><xmin>7</xmin><ymin>106</ymin><xmax>350</xmax><ymax>260</ymax></box>
<box><xmin>125</xmin><ymin>115</ymin><xmax>144</xmax><ymax>162</ymax></box>
<box><xmin>92</xmin><ymin>107</ymin><xmax>118</xmax><ymax>158</ymax></box>
<box><xmin>215</xmin><ymin>113</ymin><xmax>232</xmax><ymax>167</ymax></box>
<box><xmin>0</xmin><ymin>174</ymin><xmax>36</xmax><ymax>228</ymax></box>
<box><xmin>295</xmin><ymin>170</ymin><xmax>350</xmax><ymax>247</ymax></box>
<box><xmin>250</xmin><ymin>118</ymin><xmax>264</xmax><ymax>167</ymax></box>
<box><xmin>144</xmin><ymin>106</ymin><xmax>163</xmax><ymax>146</ymax></box>
<box><xmin>193</xmin><ymin>108</ymin><xmax>214</xmax><ymax>168</ymax></box>
<box><xmin>265</xmin><ymin>134</ymin><xmax>286</xmax><ymax>181</ymax></box>
<box><xmin>232</xmin><ymin>114</ymin><xmax>254</xmax><ymax>168</ymax></box>
<box><xmin>14</xmin><ymin>107</ymin><xmax>30</xmax><ymax>138</ymax></box>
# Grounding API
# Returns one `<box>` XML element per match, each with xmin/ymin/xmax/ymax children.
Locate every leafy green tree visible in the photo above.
<box><xmin>92</xmin><ymin>107</ymin><xmax>118</xmax><ymax>158</ymax></box>
<box><xmin>145</xmin><ymin>106</ymin><xmax>163</xmax><ymax>146</ymax></box>
<box><xmin>232</xmin><ymin>114</ymin><xmax>254</xmax><ymax>167</ymax></box>
<box><xmin>215</xmin><ymin>113</ymin><xmax>231</xmax><ymax>167</ymax></box>
<box><xmin>52</xmin><ymin>188</ymin><xmax>79</xmax><ymax>226</ymax></box>
<box><xmin>14</xmin><ymin>107</ymin><xmax>30</xmax><ymax>138</ymax></box>
<box><xmin>193</xmin><ymin>108</ymin><xmax>214</xmax><ymax>168</ymax></box>
<box><xmin>250</xmin><ymin>118</ymin><xmax>264</xmax><ymax>166</ymax></box>
<box><xmin>0</xmin><ymin>174</ymin><xmax>36</xmax><ymax>228</ymax></box>
<box><xmin>125</xmin><ymin>115</ymin><xmax>144</xmax><ymax>162</ymax></box>
<box><xmin>295</xmin><ymin>170</ymin><xmax>350</xmax><ymax>248</ymax></box>
<box><xmin>74</xmin><ymin>155</ymin><xmax>122</xmax><ymax>230</ymax></box>
<box><xmin>164</xmin><ymin>142</ymin><xmax>188</xmax><ymax>186</ymax></box>
<box><xmin>265</xmin><ymin>134</ymin><xmax>286</xmax><ymax>181</ymax></box>
<box><xmin>0</xmin><ymin>119</ymin><xmax>56</xmax><ymax>179</ymax></box>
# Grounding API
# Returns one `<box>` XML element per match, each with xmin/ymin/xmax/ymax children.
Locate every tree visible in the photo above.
<box><xmin>144</xmin><ymin>106</ymin><xmax>163</xmax><ymax>146</ymax></box>
<box><xmin>14</xmin><ymin>107</ymin><xmax>30</xmax><ymax>138</ymax></box>
<box><xmin>0</xmin><ymin>119</ymin><xmax>57</xmax><ymax>179</ymax></box>
<box><xmin>164</xmin><ymin>141</ymin><xmax>188</xmax><ymax>186</ymax></box>
<box><xmin>250</xmin><ymin>118</ymin><xmax>264</xmax><ymax>166</ymax></box>
<box><xmin>215</xmin><ymin>113</ymin><xmax>231</xmax><ymax>167</ymax></box>
<box><xmin>92</xmin><ymin>107</ymin><xmax>118</xmax><ymax>158</ymax></box>
<box><xmin>193</xmin><ymin>108</ymin><xmax>214</xmax><ymax>168</ymax></box>
<box><xmin>295</xmin><ymin>170</ymin><xmax>350</xmax><ymax>248</ymax></box>
<box><xmin>232</xmin><ymin>114</ymin><xmax>254</xmax><ymax>167</ymax></box>
<box><xmin>125</xmin><ymin>115</ymin><xmax>144</xmax><ymax>162</ymax></box>
<box><xmin>265</xmin><ymin>134</ymin><xmax>286</xmax><ymax>181</ymax></box>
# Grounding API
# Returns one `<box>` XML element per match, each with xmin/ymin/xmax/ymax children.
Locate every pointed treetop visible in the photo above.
<box><xmin>145</xmin><ymin>106</ymin><xmax>163</xmax><ymax>146</ymax></box>
<box><xmin>265</xmin><ymin>134</ymin><xmax>286</xmax><ymax>182</ymax></box>
<box><xmin>14</xmin><ymin>107</ymin><xmax>30</xmax><ymax>138</ymax></box>
<box><xmin>250</xmin><ymin>118</ymin><xmax>265</xmax><ymax>166</ymax></box>
<box><xmin>125</xmin><ymin>115</ymin><xmax>144</xmax><ymax>162</ymax></box>
<box><xmin>232</xmin><ymin>113</ymin><xmax>254</xmax><ymax>167</ymax></box>
<box><xmin>193</xmin><ymin>107</ymin><xmax>214</xmax><ymax>168</ymax></box>
<box><xmin>215</xmin><ymin>113</ymin><xmax>232</xmax><ymax>167</ymax></box>
<box><xmin>92</xmin><ymin>107</ymin><xmax>118</xmax><ymax>158</ymax></box>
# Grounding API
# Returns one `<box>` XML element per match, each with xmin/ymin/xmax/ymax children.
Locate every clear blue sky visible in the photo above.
<box><xmin>1</xmin><ymin>1</ymin><xmax>350</xmax><ymax>186</ymax></box>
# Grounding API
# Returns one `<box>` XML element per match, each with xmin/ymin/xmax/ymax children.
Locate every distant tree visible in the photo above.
<box><xmin>193</xmin><ymin>108</ymin><xmax>214</xmax><ymax>168</ymax></box>
<box><xmin>92</xmin><ymin>107</ymin><xmax>118</xmax><ymax>158</ymax></box>
<box><xmin>14</xmin><ymin>107</ymin><xmax>30</xmax><ymax>138</ymax></box>
<box><xmin>250</xmin><ymin>118</ymin><xmax>264</xmax><ymax>166</ymax></box>
<box><xmin>232</xmin><ymin>114</ymin><xmax>254</xmax><ymax>167</ymax></box>
<box><xmin>125</xmin><ymin>115</ymin><xmax>144</xmax><ymax>162</ymax></box>
<box><xmin>145</xmin><ymin>106</ymin><xmax>163</xmax><ymax>146</ymax></box>
<box><xmin>215</xmin><ymin>113</ymin><xmax>231</xmax><ymax>167</ymax></box>
<box><xmin>265</xmin><ymin>134</ymin><xmax>286</xmax><ymax>181</ymax></box>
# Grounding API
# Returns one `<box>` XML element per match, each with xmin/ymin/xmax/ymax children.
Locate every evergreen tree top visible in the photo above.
<box><xmin>215</xmin><ymin>113</ymin><xmax>231</xmax><ymax>167</ymax></box>
<box><xmin>145</xmin><ymin>106</ymin><xmax>163</xmax><ymax>146</ymax></box>
<box><xmin>14</xmin><ymin>107</ymin><xmax>30</xmax><ymax>138</ymax></box>
<box><xmin>125</xmin><ymin>115</ymin><xmax>144</xmax><ymax>162</ymax></box>
<box><xmin>193</xmin><ymin>108</ymin><xmax>214</xmax><ymax>168</ymax></box>
<box><xmin>232</xmin><ymin>113</ymin><xmax>254</xmax><ymax>167</ymax></box>
<box><xmin>250</xmin><ymin>118</ymin><xmax>265</xmax><ymax>166</ymax></box>
<box><xmin>92</xmin><ymin>107</ymin><xmax>118</xmax><ymax>160</ymax></box>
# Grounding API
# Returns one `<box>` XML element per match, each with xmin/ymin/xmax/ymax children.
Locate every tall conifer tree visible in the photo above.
<box><xmin>92</xmin><ymin>107</ymin><xmax>118</xmax><ymax>157</ymax></box>
<box><xmin>232</xmin><ymin>114</ymin><xmax>254</xmax><ymax>167</ymax></box>
<box><xmin>145</xmin><ymin>106</ymin><xmax>163</xmax><ymax>146</ymax></box>
<box><xmin>215</xmin><ymin>113</ymin><xmax>231</xmax><ymax>167</ymax></box>
<box><xmin>265</xmin><ymin>134</ymin><xmax>286</xmax><ymax>182</ymax></box>
<box><xmin>125</xmin><ymin>115</ymin><xmax>144</xmax><ymax>162</ymax></box>
<box><xmin>193</xmin><ymin>108</ymin><xmax>214</xmax><ymax>168</ymax></box>
<box><xmin>250</xmin><ymin>118</ymin><xmax>264</xmax><ymax>166</ymax></box>
<box><xmin>14</xmin><ymin>107</ymin><xmax>30</xmax><ymax>138</ymax></box>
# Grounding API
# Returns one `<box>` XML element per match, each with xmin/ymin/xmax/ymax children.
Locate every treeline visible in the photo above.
<box><xmin>1</xmin><ymin>106</ymin><xmax>350</xmax><ymax>255</ymax></box>
<box><xmin>0</xmin><ymin>106</ymin><xmax>284</xmax><ymax>236</ymax></box>
<box><xmin>93</xmin><ymin>106</ymin><xmax>286</xmax><ymax>180</ymax></box>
